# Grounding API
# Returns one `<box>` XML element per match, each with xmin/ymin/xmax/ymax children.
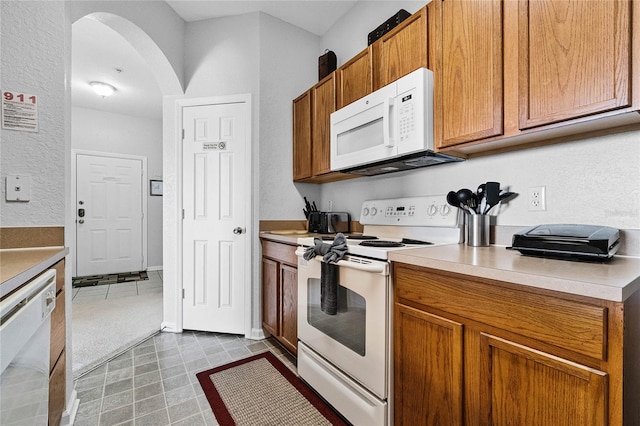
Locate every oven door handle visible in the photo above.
<box><xmin>296</xmin><ymin>248</ymin><xmax>388</xmax><ymax>274</ymax></box>
<box><xmin>333</xmin><ymin>259</ymin><xmax>387</xmax><ymax>273</ymax></box>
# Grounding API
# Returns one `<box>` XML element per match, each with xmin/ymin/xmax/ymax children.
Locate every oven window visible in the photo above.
<box><xmin>306</xmin><ymin>278</ymin><xmax>366</xmax><ymax>356</ymax></box>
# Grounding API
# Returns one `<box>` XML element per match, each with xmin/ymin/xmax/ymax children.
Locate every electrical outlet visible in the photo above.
<box><xmin>528</xmin><ymin>186</ymin><xmax>546</xmax><ymax>211</ymax></box>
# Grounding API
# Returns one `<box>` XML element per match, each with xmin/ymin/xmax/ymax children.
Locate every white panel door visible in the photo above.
<box><xmin>76</xmin><ymin>154</ymin><xmax>143</xmax><ymax>276</ymax></box>
<box><xmin>182</xmin><ymin>102</ymin><xmax>247</xmax><ymax>334</ymax></box>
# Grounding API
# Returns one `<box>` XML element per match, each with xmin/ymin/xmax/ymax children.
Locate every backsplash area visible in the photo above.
<box><xmin>315</xmin><ymin>129</ymin><xmax>640</xmax><ymax>234</ymax></box>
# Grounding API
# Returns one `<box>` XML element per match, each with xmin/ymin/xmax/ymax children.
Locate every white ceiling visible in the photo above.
<box><xmin>72</xmin><ymin>17</ymin><xmax>163</xmax><ymax>120</ymax></box>
<box><xmin>72</xmin><ymin>1</ymin><xmax>356</xmax><ymax>120</ymax></box>
<box><xmin>165</xmin><ymin>1</ymin><xmax>358</xmax><ymax>36</ymax></box>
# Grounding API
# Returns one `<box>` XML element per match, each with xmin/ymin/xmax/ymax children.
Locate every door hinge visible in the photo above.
<box><xmin>182</xmin><ymin>129</ymin><xmax>185</xmax><ymax>140</ymax></box>
<box><xmin>182</xmin><ymin>209</ymin><xmax>185</xmax><ymax>220</ymax></box>
<box><xmin>182</xmin><ymin>288</ymin><xmax>185</xmax><ymax>299</ymax></box>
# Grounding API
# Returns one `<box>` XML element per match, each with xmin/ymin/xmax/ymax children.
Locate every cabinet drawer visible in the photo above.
<box><xmin>261</xmin><ymin>240</ymin><xmax>298</xmax><ymax>266</ymax></box>
<box><xmin>395</xmin><ymin>264</ymin><xmax>607</xmax><ymax>361</ymax></box>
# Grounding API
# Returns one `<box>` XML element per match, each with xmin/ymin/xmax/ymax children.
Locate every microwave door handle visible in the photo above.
<box><xmin>383</xmin><ymin>97</ymin><xmax>394</xmax><ymax>148</ymax></box>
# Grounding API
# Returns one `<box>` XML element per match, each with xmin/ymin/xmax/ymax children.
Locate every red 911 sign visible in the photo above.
<box><xmin>2</xmin><ymin>90</ymin><xmax>39</xmax><ymax>133</ymax></box>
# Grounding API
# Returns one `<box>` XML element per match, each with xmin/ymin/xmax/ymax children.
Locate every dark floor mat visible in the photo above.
<box><xmin>72</xmin><ymin>271</ymin><xmax>148</xmax><ymax>288</ymax></box>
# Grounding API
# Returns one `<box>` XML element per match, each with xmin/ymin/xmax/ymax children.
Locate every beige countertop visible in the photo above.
<box><xmin>390</xmin><ymin>244</ymin><xmax>640</xmax><ymax>302</ymax></box>
<box><xmin>1</xmin><ymin>246</ymin><xmax>68</xmax><ymax>298</ymax></box>
<box><xmin>260</xmin><ymin>231</ymin><xmax>323</xmax><ymax>245</ymax></box>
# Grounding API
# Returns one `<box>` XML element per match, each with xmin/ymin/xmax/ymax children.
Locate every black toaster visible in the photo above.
<box><xmin>308</xmin><ymin>212</ymin><xmax>351</xmax><ymax>234</ymax></box>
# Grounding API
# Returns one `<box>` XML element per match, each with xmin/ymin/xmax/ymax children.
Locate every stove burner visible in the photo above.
<box><xmin>359</xmin><ymin>240</ymin><xmax>406</xmax><ymax>248</ymax></box>
<box><xmin>347</xmin><ymin>235</ymin><xmax>379</xmax><ymax>240</ymax></box>
<box><xmin>401</xmin><ymin>238</ymin><xmax>433</xmax><ymax>245</ymax></box>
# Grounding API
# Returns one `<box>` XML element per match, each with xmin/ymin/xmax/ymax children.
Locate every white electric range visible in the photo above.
<box><xmin>296</xmin><ymin>196</ymin><xmax>462</xmax><ymax>425</ymax></box>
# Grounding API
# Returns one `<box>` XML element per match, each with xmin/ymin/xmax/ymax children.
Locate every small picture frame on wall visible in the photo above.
<box><xmin>150</xmin><ymin>179</ymin><xmax>163</xmax><ymax>196</ymax></box>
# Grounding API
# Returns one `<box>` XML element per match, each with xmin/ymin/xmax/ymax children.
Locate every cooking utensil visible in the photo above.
<box><xmin>484</xmin><ymin>190</ymin><xmax>518</xmax><ymax>215</ymax></box>
<box><xmin>476</xmin><ymin>183</ymin><xmax>486</xmax><ymax>213</ymax></box>
<box><xmin>483</xmin><ymin>182</ymin><xmax>501</xmax><ymax>214</ymax></box>
<box><xmin>456</xmin><ymin>188</ymin><xmax>475</xmax><ymax>215</ymax></box>
<box><xmin>498</xmin><ymin>191</ymin><xmax>517</xmax><ymax>203</ymax></box>
<box><xmin>446</xmin><ymin>191</ymin><xmax>458</xmax><ymax>208</ymax></box>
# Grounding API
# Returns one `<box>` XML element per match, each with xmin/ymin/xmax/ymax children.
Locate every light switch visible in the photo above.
<box><xmin>6</xmin><ymin>175</ymin><xmax>31</xmax><ymax>202</ymax></box>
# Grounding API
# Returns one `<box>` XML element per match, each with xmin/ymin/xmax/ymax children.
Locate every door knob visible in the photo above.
<box><xmin>233</xmin><ymin>227</ymin><xmax>244</xmax><ymax>235</ymax></box>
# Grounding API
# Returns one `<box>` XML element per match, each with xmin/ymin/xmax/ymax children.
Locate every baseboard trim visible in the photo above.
<box><xmin>249</xmin><ymin>327</ymin><xmax>266</xmax><ymax>340</ymax></box>
<box><xmin>161</xmin><ymin>322</ymin><xmax>181</xmax><ymax>333</ymax></box>
<box><xmin>61</xmin><ymin>389</ymin><xmax>79</xmax><ymax>426</ymax></box>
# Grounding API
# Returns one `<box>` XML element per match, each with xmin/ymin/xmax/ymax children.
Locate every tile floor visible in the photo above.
<box><xmin>72</xmin><ymin>271</ymin><xmax>164</xmax><ymax>303</ymax></box>
<box><xmin>73</xmin><ymin>331</ymin><xmax>297</xmax><ymax>426</ymax></box>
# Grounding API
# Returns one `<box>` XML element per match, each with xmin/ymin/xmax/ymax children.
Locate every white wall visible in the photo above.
<box><xmin>315</xmin><ymin>1</ymin><xmax>640</xmax><ymax>232</ymax></box>
<box><xmin>258</xmin><ymin>12</ymin><xmax>322</xmax><ymax>219</ymax></box>
<box><xmin>71</xmin><ymin>107</ymin><xmax>163</xmax><ymax>268</ymax></box>
<box><xmin>321</xmin><ymin>132</ymin><xmax>640</xmax><ymax>230</ymax></box>
<box><xmin>1</xmin><ymin>1</ymin><xmax>68</xmax><ymax>226</ymax></box>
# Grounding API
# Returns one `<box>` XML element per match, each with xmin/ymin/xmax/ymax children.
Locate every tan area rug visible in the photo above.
<box><xmin>196</xmin><ymin>351</ymin><xmax>348</xmax><ymax>426</ymax></box>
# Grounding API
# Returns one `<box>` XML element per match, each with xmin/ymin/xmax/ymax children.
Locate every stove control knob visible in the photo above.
<box><xmin>427</xmin><ymin>204</ymin><xmax>438</xmax><ymax>216</ymax></box>
<box><xmin>362</xmin><ymin>207</ymin><xmax>370</xmax><ymax>216</ymax></box>
<box><xmin>440</xmin><ymin>204</ymin><xmax>451</xmax><ymax>216</ymax></box>
<box><xmin>370</xmin><ymin>207</ymin><xmax>378</xmax><ymax>216</ymax></box>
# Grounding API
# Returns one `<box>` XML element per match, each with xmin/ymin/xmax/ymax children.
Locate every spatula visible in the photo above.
<box><xmin>483</xmin><ymin>181</ymin><xmax>501</xmax><ymax>214</ymax></box>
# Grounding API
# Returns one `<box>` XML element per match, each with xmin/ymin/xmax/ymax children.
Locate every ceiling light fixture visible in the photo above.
<box><xmin>90</xmin><ymin>81</ymin><xmax>116</xmax><ymax>97</ymax></box>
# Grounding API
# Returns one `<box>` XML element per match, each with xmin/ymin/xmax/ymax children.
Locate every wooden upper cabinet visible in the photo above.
<box><xmin>518</xmin><ymin>0</ymin><xmax>631</xmax><ymax>130</ymax></box>
<box><xmin>311</xmin><ymin>73</ymin><xmax>336</xmax><ymax>176</ymax></box>
<box><xmin>336</xmin><ymin>47</ymin><xmax>373</xmax><ymax>109</ymax></box>
<box><xmin>480</xmin><ymin>334</ymin><xmax>608</xmax><ymax>425</ymax></box>
<box><xmin>292</xmin><ymin>90</ymin><xmax>312</xmax><ymax>181</ymax></box>
<box><xmin>373</xmin><ymin>6</ymin><xmax>428</xmax><ymax>90</ymax></box>
<box><xmin>432</xmin><ymin>0</ymin><xmax>504</xmax><ymax>149</ymax></box>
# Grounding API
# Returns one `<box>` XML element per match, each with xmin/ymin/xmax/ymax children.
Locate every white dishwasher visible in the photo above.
<box><xmin>0</xmin><ymin>269</ymin><xmax>56</xmax><ymax>425</ymax></box>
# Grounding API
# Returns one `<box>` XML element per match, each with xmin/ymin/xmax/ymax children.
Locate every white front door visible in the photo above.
<box><xmin>182</xmin><ymin>102</ymin><xmax>248</xmax><ymax>334</ymax></box>
<box><xmin>76</xmin><ymin>154</ymin><xmax>144</xmax><ymax>276</ymax></box>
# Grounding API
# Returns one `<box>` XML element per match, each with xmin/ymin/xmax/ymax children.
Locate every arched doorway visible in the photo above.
<box><xmin>70</xmin><ymin>13</ymin><xmax>181</xmax><ymax>377</ymax></box>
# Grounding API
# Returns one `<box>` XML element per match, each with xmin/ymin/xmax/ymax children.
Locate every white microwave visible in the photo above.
<box><xmin>330</xmin><ymin>68</ymin><xmax>462</xmax><ymax>176</ymax></box>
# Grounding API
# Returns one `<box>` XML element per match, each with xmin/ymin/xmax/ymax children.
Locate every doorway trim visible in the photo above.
<box><xmin>71</xmin><ymin>149</ymin><xmax>148</xmax><ymax>277</ymax></box>
<box><xmin>168</xmin><ymin>94</ymin><xmax>255</xmax><ymax>338</ymax></box>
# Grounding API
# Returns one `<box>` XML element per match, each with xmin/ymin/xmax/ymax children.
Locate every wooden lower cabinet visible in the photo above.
<box><xmin>48</xmin><ymin>350</ymin><xmax>66</xmax><ymax>426</ymax></box>
<box><xmin>480</xmin><ymin>334</ymin><xmax>607</xmax><ymax>426</ymax></box>
<box><xmin>394</xmin><ymin>262</ymin><xmax>636</xmax><ymax>425</ymax></box>
<box><xmin>49</xmin><ymin>259</ymin><xmax>66</xmax><ymax>426</ymax></box>
<box><xmin>261</xmin><ymin>239</ymin><xmax>298</xmax><ymax>355</ymax></box>
<box><xmin>395</xmin><ymin>304</ymin><xmax>463</xmax><ymax>425</ymax></box>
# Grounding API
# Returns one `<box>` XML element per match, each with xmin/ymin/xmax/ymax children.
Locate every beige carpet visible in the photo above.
<box><xmin>71</xmin><ymin>292</ymin><xmax>162</xmax><ymax>377</ymax></box>
<box><xmin>197</xmin><ymin>351</ymin><xmax>347</xmax><ymax>425</ymax></box>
